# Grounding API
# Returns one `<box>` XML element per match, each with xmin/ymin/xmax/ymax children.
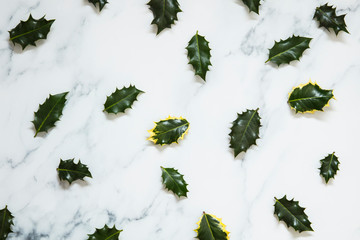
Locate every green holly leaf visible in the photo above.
<box><xmin>288</xmin><ymin>81</ymin><xmax>334</xmax><ymax>113</ymax></box>
<box><xmin>266</xmin><ymin>35</ymin><xmax>312</xmax><ymax>66</ymax></box>
<box><xmin>319</xmin><ymin>152</ymin><xmax>339</xmax><ymax>183</ymax></box>
<box><xmin>57</xmin><ymin>159</ymin><xmax>92</xmax><ymax>184</ymax></box>
<box><xmin>147</xmin><ymin>0</ymin><xmax>182</xmax><ymax>34</ymax></box>
<box><xmin>148</xmin><ymin>116</ymin><xmax>189</xmax><ymax>145</ymax></box>
<box><xmin>32</xmin><ymin>92</ymin><xmax>68</xmax><ymax>137</ymax></box>
<box><xmin>0</xmin><ymin>206</ymin><xmax>14</xmax><ymax>240</ymax></box>
<box><xmin>241</xmin><ymin>0</ymin><xmax>261</xmax><ymax>14</ymax></box>
<box><xmin>87</xmin><ymin>225</ymin><xmax>122</xmax><ymax>240</ymax></box>
<box><xmin>103</xmin><ymin>85</ymin><xmax>144</xmax><ymax>114</ymax></box>
<box><xmin>314</xmin><ymin>3</ymin><xmax>349</xmax><ymax>35</ymax></box>
<box><xmin>195</xmin><ymin>212</ymin><xmax>229</xmax><ymax>240</ymax></box>
<box><xmin>160</xmin><ymin>166</ymin><xmax>188</xmax><ymax>197</ymax></box>
<box><xmin>9</xmin><ymin>14</ymin><xmax>55</xmax><ymax>50</ymax></box>
<box><xmin>186</xmin><ymin>31</ymin><xmax>212</xmax><ymax>81</ymax></box>
<box><xmin>274</xmin><ymin>195</ymin><xmax>313</xmax><ymax>233</ymax></box>
<box><xmin>88</xmin><ymin>0</ymin><xmax>108</xmax><ymax>11</ymax></box>
<box><xmin>229</xmin><ymin>109</ymin><xmax>261</xmax><ymax>158</ymax></box>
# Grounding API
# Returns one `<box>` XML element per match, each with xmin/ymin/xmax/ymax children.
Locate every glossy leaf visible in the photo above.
<box><xmin>241</xmin><ymin>0</ymin><xmax>261</xmax><ymax>14</ymax></box>
<box><xmin>266</xmin><ymin>35</ymin><xmax>312</xmax><ymax>66</ymax></box>
<box><xmin>148</xmin><ymin>116</ymin><xmax>189</xmax><ymax>145</ymax></box>
<box><xmin>195</xmin><ymin>212</ymin><xmax>229</xmax><ymax>240</ymax></box>
<box><xmin>319</xmin><ymin>152</ymin><xmax>339</xmax><ymax>183</ymax></box>
<box><xmin>288</xmin><ymin>81</ymin><xmax>334</xmax><ymax>113</ymax></box>
<box><xmin>0</xmin><ymin>206</ymin><xmax>14</xmax><ymax>240</ymax></box>
<box><xmin>274</xmin><ymin>195</ymin><xmax>313</xmax><ymax>233</ymax></box>
<box><xmin>147</xmin><ymin>0</ymin><xmax>181</xmax><ymax>34</ymax></box>
<box><xmin>160</xmin><ymin>166</ymin><xmax>188</xmax><ymax>197</ymax></box>
<box><xmin>32</xmin><ymin>92</ymin><xmax>68</xmax><ymax>137</ymax></box>
<box><xmin>88</xmin><ymin>0</ymin><xmax>108</xmax><ymax>11</ymax></box>
<box><xmin>87</xmin><ymin>225</ymin><xmax>122</xmax><ymax>240</ymax></box>
<box><xmin>9</xmin><ymin>14</ymin><xmax>55</xmax><ymax>50</ymax></box>
<box><xmin>229</xmin><ymin>109</ymin><xmax>261</xmax><ymax>157</ymax></box>
<box><xmin>57</xmin><ymin>159</ymin><xmax>92</xmax><ymax>184</ymax></box>
<box><xmin>103</xmin><ymin>85</ymin><xmax>144</xmax><ymax>114</ymax></box>
<box><xmin>314</xmin><ymin>3</ymin><xmax>349</xmax><ymax>35</ymax></box>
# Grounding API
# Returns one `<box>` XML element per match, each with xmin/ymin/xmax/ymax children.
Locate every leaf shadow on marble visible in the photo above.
<box><xmin>287</xmin><ymin>103</ymin><xmax>335</xmax><ymax>121</ymax></box>
<box><xmin>57</xmin><ymin>175</ymin><xmax>90</xmax><ymax>189</ymax></box>
<box><xmin>320</xmin><ymin>28</ymin><xmax>349</xmax><ymax>43</ymax></box>
<box><xmin>8</xmin><ymin>40</ymin><xmax>46</xmax><ymax>54</ymax></box>
<box><xmin>276</xmin><ymin>219</ymin><xmax>313</xmax><ymax>238</ymax></box>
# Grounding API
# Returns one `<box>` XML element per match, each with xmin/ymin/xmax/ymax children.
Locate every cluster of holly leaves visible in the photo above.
<box><xmin>2</xmin><ymin>0</ymin><xmax>348</xmax><ymax>239</ymax></box>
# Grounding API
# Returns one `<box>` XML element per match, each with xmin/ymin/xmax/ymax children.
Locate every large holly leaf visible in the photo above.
<box><xmin>9</xmin><ymin>14</ymin><xmax>55</xmax><ymax>50</ymax></box>
<box><xmin>229</xmin><ymin>109</ymin><xmax>261</xmax><ymax>158</ymax></box>
<box><xmin>103</xmin><ymin>85</ymin><xmax>144</xmax><ymax>114</ymax></box>
<box><xmin>0</xmin><ymin>206</ymin><xmax>14</xmax><ymax>240</ymax></box>
<box><xmin>88</xmin><ymin>0</ymin><xmax>108</xmax><ymax>11</ymax></box>
<box><xmin>186</xmin><ymin>31</ymin><xmax>212</xmax><ymax>81</ymax></box>
<box><xmin>319</xmin><ymin>152</ymin><xmax>339</xmax><ymax>183</ymax></box>
<box><xmin>195</xmin><ymin>212</ymin><xmax>229</xmax><ymax>240</ymax></box>
<box><xmin>148</xmin><ymin>116</ymin><xmax>189</xmax><ymax>145</ymax></box>
<box><xmin>160</xmin><ymin>166</ymin><xmax>188</xmax><ymax>198</ymax></box>
<box><xmin>314</xmin><ymin>4</ymin><xmax>349</xmax><ymax>35</ymax></box>
<box><xmin>87</xmin><ymin>225</ymin><xmax>122</xmax><ymax>240</ymax></box>
<box><xmin>57</xmin><ymin>159</ymin><xmax>92</xmax><ymax>184</ymax></box>
<box><xmin>288</xmin><ymin>81</ymin><xmax>334</xmax><ymax>113</ymax></box>
<box><xmin>274</xmin><ymin>195</ymin><xmax>313</xmax><ymax>233</ymax></box>
<box><xmin>266</xmin><ymin>35</ymin><xmax>312</xmax><ymax>66</ymax></box>
<box><xmin>241</xmin><ymin>0</ymin><xmax>261</xmax><ymax>14</ymax></box>
<box><xmin>32</xmin><ymin>92</ymin><xmax>68</xmax><ymax>137</ymax></box>
<box><xmin>147</xmin><ymin>0</ymin><xmax>182</xmax><ymax>34</ymax></box>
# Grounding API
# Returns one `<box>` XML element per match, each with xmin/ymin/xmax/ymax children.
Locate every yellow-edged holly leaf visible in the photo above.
<box><xmin>148</xmin><ymin>116</ymin><xmax>189</xmax><ymax>145</ymax></box>
<box><xmin>195</xmin><ymin>212</ymin><xmax>229</xmax><ymax>240</ymax></box>
<box><xmin>319</xmin><ymin>152</ymin><xmax>340</xmax><ymax>183</ymax></box>
<box><xmin>160</xmin><ymin>166</ymin><xmax>188</xmax><ymax>197</ymax></box>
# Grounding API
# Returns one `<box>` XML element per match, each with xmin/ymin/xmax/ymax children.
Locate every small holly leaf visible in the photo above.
<box><xmin>103</xmin><ymin>85</ymin><xmax>144</xmax><ymax>114</ymax></box>
<box><xmin>147</xmin><ymin>0</ymin><xmax>182</xmax><ymax>34</ymax></box>
<box><xmin>57</xmin><ymin>159</ymin><xmax>92</xmax><ymax>184</ymax></box>
<box><xmin>288</xmin><ymin>81</ymin><xmax>334</xmax><ymax>113</ymax></box>
<box><xmin>0</xmin><ymin>206</ymin><xmax>14</xmax><ymax>240</ymax></box>
<box><xmin>319</xmin><ymin>152</ymin><xmax>339</xmax><ymax>183</ymax></box>
<box><xmin>186</xmin><ymin>31</ymin><xmax>212</xmax><ymax>81</ymax></box>
<box><xmin>88</xmin><ymin>0</ymin><xmax>108</xmax><ymax>11</ymax></box>
<box><xmin>9</xmin><ymin>14</ymin><xmax>55</xmax><ymax>50</ymax></box>
<box><xmin>314</xmin><ymin>4</ymin><xmax>349</xmax><ymax>35</ymax></box>
<box><xmin>160</xmin><ymin>166</ymin><xmax>188</xmax><ymax>197</ymax></box>
<box><xmin>195</xmin><ymin>212</ymin><xmax>229</xmax><ymax>240</ymax></box>
<box><xmin>229</xmin><ymin>109</ymin><xmax>261</xmax><ymax>158</ymax></box>
<box><xmin>266</xmin><ymin>35</ymin><xmax>312</xmax><ymax>66</ymax></box>
<box><xmin>274</xmin><ymin>195</ymin><xmax>313</xmax><ymax>233</ymax></box>
<box><xmin>148</xmin><ymin>116</ymin><xmax>189</xmax><ymax>145</ymax></box>
<box><xmin>32</xmin><ymin>92</ymin><xmax>68</xmax><ymax>137</ymax></box>
<box><xmin>87</xmin><ymin>225</ymin><xmax>122</xmax><ymax>240</ymax></box>
<box><xmin>241</xmin><ymin>0</ymin><xmax>261</xmax><ymax>14</ymax></box>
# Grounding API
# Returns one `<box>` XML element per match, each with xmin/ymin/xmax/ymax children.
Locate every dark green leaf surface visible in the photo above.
<box><xmin>241</xmin><ymin>0</ymin><xmax>261</xmax><ymax>14</ymax></box>
<box><xmin>314</xmin><ymin>3</ymin><xmax>349</xmax><ymax>35</ymax></box>
<box><xmin>160</xmin><ymin>166</ymin><xmax>188</xmax><ymax>197</ymax></box>
<box><xmin>32</xmin><ymin>92</ymin><xmax>68</xmax><ymax>137</ymax></box>
<box><xmin>186</xmin><ymin>31</ymin><xmax>212</xmax><ymax>81</ymax></box>
<box><xmin>9</xmin><ymin>14</ymin><xmax>55</xmax><ymax>50</ymax></box>
<box><xmin>195</xmin><ymin>212</ymin><xmax>229</xmax><ymax>240</ymax></box>
<box><xmin>229</xmin><ymin>109</ymin><xmax>261</xmax><ymax>157</ymax></box>
<box><xmin>319</xmin><ymin>152</ymin><xmax>339</xmax><ymax>183</ymax></box>
<box><xmin>88</xmin><ymin>0</ymin><xmax>108</xmax><ymax>11</ymax></box>
<box><xmin>288</xmin><ymin>82</ymin><xmax>334</xmax><ymax>113</ymax></box>
<box><xmin>148</xmin><ymin>117</ymin><xmax>189</xmax><ymax>145</ymax></box>
<box><xmin>57</xmin><ymin>159</ymin><xmax>92</xmax><ymax>184</ymax></box>
<box><xmin>0</xmin><ymin>206</ymin><xmax>14</xmax><ymax>240</ymax></box>
<box><xmin>274</xmin><ymin>195</ymin><xmax>313</xmax><ymax>233</ymax></box>
<box><xmin>87</xmin><ymin>225</ymin><xmax>122</xmax><ymax>240</ymax></box>
<box><xmin>103</xmin><ymin>85</ymin><xmax>144</xmax><ymax>114</ymax></box>
<box><xmin>266</xmin><ymin>35</ymin><xmax>312</xmax><ymax>66</ymax></box>
<box><xmin>147</xmin><ymin>0</ymin><xmax>181</xmax><ymax>34</ymax></box>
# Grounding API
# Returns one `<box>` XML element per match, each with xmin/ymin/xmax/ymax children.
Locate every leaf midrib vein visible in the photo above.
<box><xmin>10</xmin><ymin>22</ymin><xmax>53</xmax><ymax>40</ymax></box>
<box><xmin>204</xmin><ymin>214</ymin><xmax>216</xmax><ymax>240</ymax></box>
<box><xmin>239</xmin><ymin>110</ymin><xmax>257</xmax><ymax>145</ymax></box>
<box><xmin>289</xmin><ymin>96</ymin><xmax>329</xmax><ymax>103</ymax></box>
<box><xmin>266</xmin><ymin>39</ymin><xmax>308</xmax><ymax>63</ymax></box>
<box><xmin>195</xmin><ymin>32</ymin><xmax>203</xmax><ymax>72</ymax></box>
<box><xmin>104</xmin><ymin>91</ymin><xmax>137</xmax><ymax>112</ymax></box>
<box><xmin>104</xmin><ymin>230</ymin><xmax>122</xmax><ymax>240</ymax></box>
<box><xmin>162</xmin><ymin>167</ymin><xmax>182</xmax><ymax>193</ymax></box>
<box><xmin>275</xmin><ymin>198</ymin><xmax>310</xmax><ymax>230</ymax></box>
<box><xmin>326</xmin><ymin>152</ymin><xmax>335</xmax><ymax>173</ymax></box>
<box><xmin>57</xmin><ymin>168</ymin><xmax>90</xmax><ymax>176</ymax></box>
<box><xmin>156</xmin><ymin>122</ymin><xmax>189</xmax><ymax>136</ymax></box>
<box><xmin>317</xmin><ymin>8</ymin><xmax>342</xmax><ymax>28</ymax></box>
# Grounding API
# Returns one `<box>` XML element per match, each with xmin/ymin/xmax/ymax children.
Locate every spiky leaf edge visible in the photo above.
<box><xmin>319</xmin><ymin>152</ymin><xmax>340</xmax><ymax>183</ymax></box>
<box><xmin>194</xmin><ymin>212</ymin><xmax>230</xmax><ymax>240</ymax></box>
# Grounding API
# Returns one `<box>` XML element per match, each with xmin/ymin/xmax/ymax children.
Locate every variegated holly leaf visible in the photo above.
<box><xmin>195</xmin><ymin>212</ymin><xmax>229</xmax><ymax>240</ymax></box>
<box><xmin>241</xmin><ymin>0</ymin><xmax>261</xmax><ymax>14</ymax></box>
<box><xmin>9</xmin><ymin>14</ymin><xmax>55</xmax><ymax>50</ymax></box>
<box><xmin>314</xmin><ymin>3</ymin><xmax>349</xmax><ymax>35</ymax></box>
<box><xmin>0</xmin><ymin>206</ymin><xmax>14</xmax><ymax>240</ymax></box>
<box><xmin>148</xmin><ymin>116</ymin><xmax>189</xmax><ymax>145</ymax></box>
<box><xmin>160</xmin><ymin>166</ymin><xmax>188</xmax><ymax>197</ymax></box>
<box><xmin>103</xmin><ymin>85</ymin><xmax>144</xmax><ymax>114</ymax></box>
<box><xmin>87</xmin><ymin>225</ymin><xmax>122</xmax><ymax>240</ymax></box>
<box><xmin>288</xmin><ymin>81</ymin><xmax>334</xmax><ymax>113</ymax></box>
<box><xmin>274</xmin><ymin>195</ymin><xmax>313</xmax><ymax>233</ymax></box>
<box><xmin>88</xmin><ymin>0</ymin><xmax>108</xmax><ymax>11</ymax></box>
<box><xmin>57</xmin><ymin>159</ymin><xmax>92</xmax><ymax>184</ymax></box>
<box><xmin>147</xmin><ymin>0</ymin><xmax>182</xmax><ymax>34</ymax></box>
<box><xmin>319</xmin><ymin>152</ymin><xmax>339</xmax><ymax>183</ymax></box>
<box><xmin>266</xmin><ymin>35</ymin><xmax>312</xmax><ymax>66</ymax></box>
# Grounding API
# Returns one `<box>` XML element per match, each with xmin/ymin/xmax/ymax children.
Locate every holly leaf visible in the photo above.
<box><xmin>9</xmin><ymin>14</ymin><xmax>55</xmax><ymax>50</ymax></box>
<box><xmin>147</xmin><ymin>0</ymin><xmax>182</xmax><ymax>34</ymax></box>
<box><xmin>148</xmin><ymin>116</ymin><xmax>189</xmax><ymax>145</ymax></box>
<box><xmin>88</xmin><ymin>0</ymin><xmax>108</xmax><ymax>11</ymax></box>
<box><xmin>87</xmin><ymin>225</ymin><xmax>122</xmax><ymax>240</ymax></box>
<box><xmin>186</xmin><ymin>31</ymin><xmax>212</xmax><ymax>81</ymax></box>
<box><xmin>103</xmin><ymin>85</ymin><xmax>144</xmax><ymax>114</ymax></box>
<box><xmin>0</xmin><ymin>206</ymin><xmax>14</xmax><ymax>240</ymax></box>
<box><xmin>319</xmin><ymin>152</ymin><xmax>339</xmax><ymax>183</ymax></box>
<box><xmin>274</xmin><ymin>195</ymin><xmax>313</xmax><ymax>233</ymax></box>
<box><xmin>195</xmin><ymin>212</ymin><xmax>229</xmax><ymax>240</ymax></box>
<box><xmin>266</xmin><ymin>35</ymin><xmax>312</xmax><ymax>66</ymax></box>
<box><xmin>314</xmin><ymin>3</ymin><xmax>349</xmax><ymax>35</ymax></box>
<box><xmin>160</xmin><ymin>166</ymin><xmax>188</xmax><ymax>197</ymax></box>
<box><xmin>57</xmin><ymin>159</ymin><xmax>92</xmax><ymax>184</ymax></box>
<box><xmin>229</xmin><ymin>109</ymin><xmax>261</xmax><ymax>158</ymax></box>
<box><xmin>241</xmin><ymin>0</ymin><xmax>261</xmax><ymax>14</ymax></box>
<box><xmin>32</xmin><ymin>92</ymin><xmax>68</xmax><ymax>137</ymax></box>
<box><xmin>288</xmin><ymin>81</ymin><xmax>334</xmax><ymax>113</ymax></box>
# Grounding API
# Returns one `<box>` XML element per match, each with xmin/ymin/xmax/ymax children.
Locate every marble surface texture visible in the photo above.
<box><xmin>1</xmin><ymin>0</ymin><xmax>360</xmax><ymax>239</ymax></box>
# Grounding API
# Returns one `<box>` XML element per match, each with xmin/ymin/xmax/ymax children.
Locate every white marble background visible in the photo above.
<box><xmin>1</xmin><ymin>0</ymin><xmax>360</xmax><ymax>239</ymax></box>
